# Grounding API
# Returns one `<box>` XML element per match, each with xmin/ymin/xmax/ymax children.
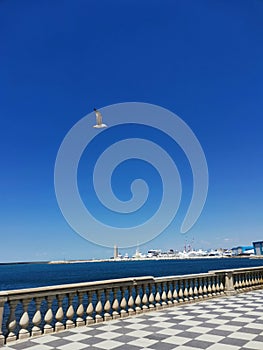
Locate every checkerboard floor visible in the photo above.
<box><xmin>3</xmin><ymin>289</ymin><xmax>263</xmax><ymax>349</ymax></box>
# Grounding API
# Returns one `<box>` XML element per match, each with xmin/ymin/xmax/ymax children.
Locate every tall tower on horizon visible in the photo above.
<box><xmin>114</xmin><ymin>245</ymin><xmax>118</xmax><ymax>259</ymax></box>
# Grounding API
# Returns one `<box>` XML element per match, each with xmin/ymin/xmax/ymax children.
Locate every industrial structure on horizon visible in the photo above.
<box><xmin>112</xmin><ymin>240</ymin><xmax>263</xmax><ymax>260</ymax></box>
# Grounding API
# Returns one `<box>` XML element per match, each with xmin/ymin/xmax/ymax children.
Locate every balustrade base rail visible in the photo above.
<box><xmin>0</xmin><ymin>266</ymin><xmax>263</xmax><ymax>346</ymax></box>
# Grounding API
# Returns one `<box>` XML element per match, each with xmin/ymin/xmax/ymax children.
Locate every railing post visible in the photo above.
<box><xmin>173</xmin><ymin>280</ymin><xmax>178</xmax><ymax>304</ymax></box>
<box><xmin>112</xmin><ymin>287</ymin><xmax>120</xmax><ymax>319</ymax></box>
<box><xmin>32</xmin><ymin>297</ymin><xmax>43</xmax><ymax>337</ymax></box>
<box><xmin>167</xmin><ymin>282</ymin><xmax>173</xmax><ymax>305</ymax></box>
<box><xmin>95</xmin><ymin>290</ymin><xmax>103</xmax><ymax>323</ymax></box>
<box><xmin>0</xmin><ymin>295</ymin><xmax>7</xmax><ymax>346</ymax></box>
<box><xmin>188</xmin><ymin>278</ymin><xmax>194</xmax><ymax>302</ymax></box>
<box><xmin>128</xmin><ymin>285</ymin><xmax>135</xmax><ymax>316</ymax></box>
<box><xmin>19</xmin><ymin>299</ymin><xmax>31</xmax><ymax>339</ymax></box>
<box><xmin>104</xmin><ymin>289</ymin><xmax>112</xmax><ymax>321</ymax></box>
<box><xmin>66</xmin><ymin>294</ymin><xmax>75</xmax><ymax>329</ymax></box>
<box><xmin>76</xmin><ymin>292</ymin><xmax>85</xmax><ymax>327</ymax></box>
<box><xmin>161</xmin><ymin>282</ymin><xmax>168</xmax><ymax>308</ymax></box>
<box><xmin>86</xmin><ymin>291</ymin><xmax>94</xmax><ymax>325</ymax></box>
<box><xmin>155</xmin><ymin>283</ymin><xmax>162</xmax><ymax>309</ymax></box>
<box><xmin>120</xmin><ymin>286</ymin><xmax>128</xmax><ymax>318</ymax></box>
<box><xmin>224</xmin><ymin>271</ymin><xmax>236</xmax><ymax>295</ymax></box>
<box><xmin>193</xmin><ymin>278</ymin><xmax>199</xmax><ymax>301</ymax></box>
<box><xmin>148</xmin><ymin>283</ymin><xmax>155</xmax><ymax>309</ymax></box>
<box><xmin>135</xmin><ymin>284</ymin><xmax>142</xmax><ymax>314</ymax></box>
<box><xmin>55</xmin><ymin>295</ymin><xmax>65</xmax><ymax>332</ymax></box>
<box><xmin>141</xmin><ymin>283</ymin><xmax>149</xmax><ymax>312</ymax></box>
<box><xmin>44</xmin><ymin>296</ymin><xmax>54</xmax><ymax>334</ymax></box>
<box><xmin>6</xmin><ymin>300</ymin><xmax>17</xmax><ymax>343</ymax></box>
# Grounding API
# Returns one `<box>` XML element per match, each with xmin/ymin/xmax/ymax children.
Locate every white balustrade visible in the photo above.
<box><xmin>0</xmin><ymin>267</ymin><xmax>262</xmax><ymax>345</ymax></box>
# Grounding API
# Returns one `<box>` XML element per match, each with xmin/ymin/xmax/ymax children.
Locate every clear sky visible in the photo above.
<box><xmin>1</xmin><ymin>0</ymin><xmax>262</xmax><ymax>262</ymax></box>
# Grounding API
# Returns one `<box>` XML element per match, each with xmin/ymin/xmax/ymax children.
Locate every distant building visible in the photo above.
<box><xmin>253</xmin><ymin>241</ymin><xmax>263</xmax><ymax>256</ymax></box>
<box><xmin>231</xmin><ymin>246</ymin><xmax>254</xmax><ymax>256</ymax></box>
<box><xmin>114</xmin><ymin>245</ymin><xmax>118</xmax><ymax>259</ymax></box>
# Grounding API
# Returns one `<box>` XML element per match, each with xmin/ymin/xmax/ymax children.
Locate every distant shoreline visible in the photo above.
<box><xmin>1</xmin><ymin>255</ymin><xmax>262</xmax><ymax>266</ymax></box>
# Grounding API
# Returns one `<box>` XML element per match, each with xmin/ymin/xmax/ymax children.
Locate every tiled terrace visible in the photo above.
<box><xmin>3</xmin><ymin>289</ymin><xmax>263</xmax><ymax>350</ymax></box>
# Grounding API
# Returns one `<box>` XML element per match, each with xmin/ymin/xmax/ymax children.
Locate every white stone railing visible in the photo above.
<box><xmin>0</xmin><ymin>266</ymin><xmax>262</xmax><ymax>346</ymax></box>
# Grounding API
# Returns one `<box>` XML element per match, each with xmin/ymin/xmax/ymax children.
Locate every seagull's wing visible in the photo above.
<box><xmin>95</xmin><ymin>110</ymin><xmax>102</xmax><ymax>125</ymax></box>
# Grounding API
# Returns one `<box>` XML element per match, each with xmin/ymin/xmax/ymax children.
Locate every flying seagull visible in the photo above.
<box><xmin>93</xmin><ymin>108</ymin><xmax>107</xmax><ymax>128</ymax></box>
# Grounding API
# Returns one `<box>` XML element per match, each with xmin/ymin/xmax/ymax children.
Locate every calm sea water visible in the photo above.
<box><xmin>1</xmin><ymin>258</ymin><xmax>263</xmax><ymax>291</ymax></box>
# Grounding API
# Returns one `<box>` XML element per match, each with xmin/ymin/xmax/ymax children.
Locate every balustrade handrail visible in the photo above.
<box><xmin>209</xmin><ymin>266</ymin><xmax>263</xmax><ymax>274</ymax></box>
<box><xmin>0</xmin><ymin>276</ymin><xmax>155</xmax><ymax>300</ymax></box>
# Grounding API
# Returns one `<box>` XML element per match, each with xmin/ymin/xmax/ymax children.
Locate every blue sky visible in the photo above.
<box><xmin>0</xmin><ymin>0</ymin><xmax>262</xmax><ymax>262</ymax></box>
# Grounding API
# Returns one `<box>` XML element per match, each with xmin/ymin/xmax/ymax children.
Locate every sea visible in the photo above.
<box><xmin>1</xmin><ymin>258</ymin><xmax>263</xmax><ymax>291</ymax></box>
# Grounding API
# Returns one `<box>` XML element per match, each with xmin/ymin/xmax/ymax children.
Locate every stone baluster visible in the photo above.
<box><xmin>120</xmin><ymin>286</ymin><xmax>128</xmax><ymax>317</ymax></box>
<box><xmin>112</xmin><ymin>287</ymin><xmax>120</xmax><ymax>319</ymax></box>
<box><xmin>178</xmin><ymin>280</ymin><xmax>184</xmax><ymax>303</ymax></box>
<box><xmin>6</xmin><ymin>300</ymin><xmax>18</xmax><ymax>343</ymax></box>
<box><xmin>104</xmin><ymin>289</ymin><xmax>112</xmax><ymax>321</ymax></box>
<box><xmin>183</xmin><ymin>279</ymin><xmax>189</xmax><ymax>302</ymax></box>
<box><xmin>215</xmin><ymin>275</ymin><xmax>220</xmax><ymax>295</ymax></box>
<box><xmin>141</xmin><ymin>283</ymin><xmax>149</xmax><ymax>312</ymax></box>
<box><xmin>76</xmin><ymin>292</ymin><xmax>85</xmax><ymax>327</ymax></box>
<box><xmin>258</xmin><ymin>271</ymin><xmax>261</xmax><ymax>285</ymax></box>
<box><xmin>148</xmin><ymin>283</ymin><xmax>155</xmax><ymax>309</ymax></box>
<box><xmin>128</xmin><ymin>286</ymin><xmax>135</xmax><ymax>316</ymax></box>
<box><xmin>246</xmin><ymin>273</ymin><xmax>250</xmax><ymax>288</ymax></box>
<box><xmin>66</xmin><ymin>294</ymin><xmax>75</xmax><ymax>329</ymax></box>
<box><xmin>198</xmin><ymin>277</ymin><xmax>204</xmax><ymax>299</ymax></box>
<box><xmin>0</xmin><ymin>296</ymin><xmax>7</xmax><ymax>346</ymax></box>
<box><xmin>135</xmin><ymin>285</ymin><xmax>142</xmax><ymax>314</ymax></box>
<box><xmin>188</xmin><ymin>279</ymin><xmax>194</xmax><ymax>302</ymax></box>
<box><xmin>173</xmin><ymin>280</ymin><xmax>178</xmax><ymax>304</ymax></box>
<box><xmin>44</xmin><ymin>296</ymin><xmax>54</xmax><ymax>334</ymax></box>
<box><xmin>167</xmin><ymin>282</ymin><xmax>173</xmax><ymax>305</ymax></box>
<box><xmin>249</xmin><ymin>272</ymin><xmax>253</xmax><ymax>288</ymax></box>
<box><xmin>245</xmin><ymin>272</ymin><xmax>250</xmax><ymax>290</ymax></box>
<box><xmin>207</xmin><ymin>276</ymin><xmax>212</xmax><ymax>297</ymax></box>
<box><xmin>234</xmin><ymin>274</ymin><xmax>239</xmax><ymax>291</ymax></box>
<box><xmin>32</xmin><ymin>297</ymin><xmax>43</xmax><ymax>337</ymax></box>
<box><xmin>55</xmin><ymin>295</ymin><xmax>65</xmax><ymax>332</ymax></box>
<box><xmin>248</xmin><ymin>272</ymin><xmax>253</xmax><ymax>288</ymax></box>
<box><xmin>155</xmin><ymin>283</ymin><xmax>162</xmax><ymax>309</ymax></box>
<box><xmin>256</xmin><ymin>271</ymin><xmax>260</xmax><ymax>286</ymax></box>
<box><xmin>86</xmin><ymin>291</ymin><xmax>94</xmax><ymax>325</ymax></box>
<box><xmin>95</xmin><ymin>290</ymin><xmax>103</xmax><ymax>323</ymax></box>
<box><xmin>193</xmin><ymin>278</ymin><xmax>199</xmax><ymax>301</ymax></box>
<box><xmin>254</xmin><ymin>272</ymin><xmax>258</xmax><ymax>287</ymax></box>
<box><xmin>19</xmin><ymin>299</ymin><xmax>31</xmax><ymax>340</ymax></box>
<box><xmin>161</xmin><ymin>282</ymin><xmax>168</xmax><ymax>307</ymax></box>
<box><xmin>241</xmin><ymin>273</ymin><xmax>246</xmax><ymax>290</ymax></box>
<box><xmin>211</xmin><ymin>276</ymin><xmax>216</xmax><ymax>296</ymax></box>
<box><xmin>250</xmin><ymin>272</ymin><xmax>253</xmax><ymax>287</ymax></box>
<box><xmin>234</xmin><ymin>273</ymin><xmax>239</xmax><ymax>291</ymax></box>
<box><xmin>239</xmin><ymin>273</ymin><xmax>243</xmax><ymax>290</ymax></box>
<box><xmin>243</xmin><ymin>273</ymin><xmax>248</xmax><ymax>289</ymax></box>
<box><xmin>259</xmin><ymin>270</ymin><xmax>263</xmax><ymax>285</ymax></box>
<box><xmin>203</xmin><ymin>278</ymin><xmax>208</xmax><ymax>298</ymax></box>
<box><xmin>219</xmin><ymin>275</ymin><xmax>224</xmax><ymax>294</ymax></box>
